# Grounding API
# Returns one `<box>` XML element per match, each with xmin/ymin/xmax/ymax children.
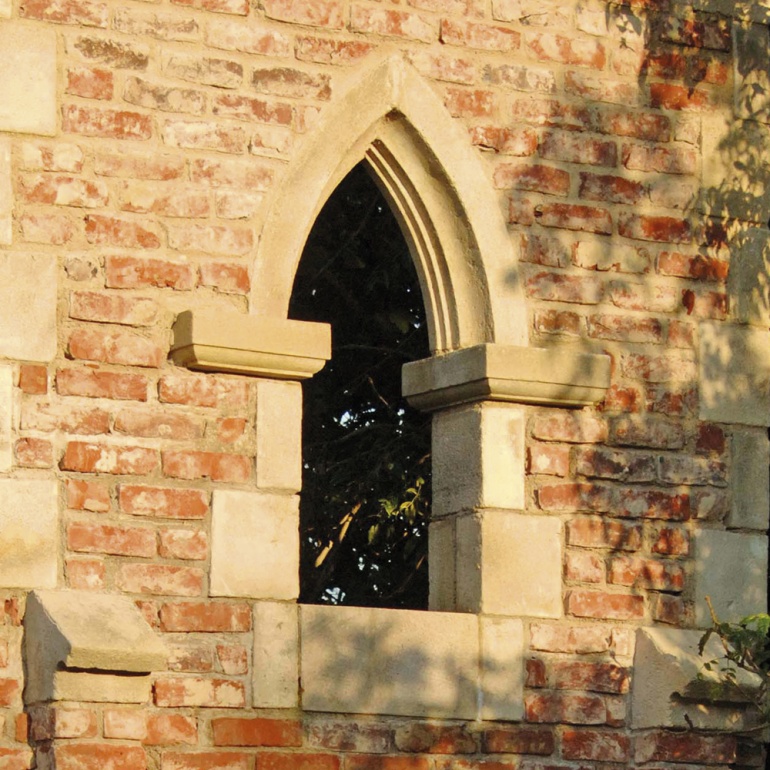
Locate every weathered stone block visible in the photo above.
<box><xmin>457</xmin><ymin>511</ymin><xmax>562</xmax><ymax>617</ymax></box>
<box><xmin>300</xmin><ymin>604</ymin><xmax>478</xmax><ymax>719</ymax></box>
<box><xmin>0</xmin><ymin>23</ymin><xmax>56</xmax><ymax>135</ymax></box>
<box><xmin>0</xmin><ymin>480</ymin><xmax>57</xmax><ymax>589</ymax></box>
<box><xmin>729</xmin><ymin>429</ymin><xmax>770</xmax><ymax>530</ymax></box>
<box><xmin>210</xmin><ymin>490</ymin><xmax>299</xmax><ymax>599</ymax></box>
<box><xmin>0</xmin><ymin>253</ymin><xmax>57</xmax><ymax>362</ymax></box>
<box><xmin>480</xmin><ymin>616</ymin><xmax>525</xmax><ymax>721</ymax></box>
<box><xmin>255</xmin><ymin>379</ymin><xmax>302</xmax><ymax>491</ymax></box>
<box><xmin>0</xmin><ymin>138</ymin><xmax>10</xmax><ymax>245</ymax></box>
<box><xmin>428</xmin><ymin>517</ymin><xmax>455</xmax><ymax>611</ymax></box>
<box><xmin>694</xmin><ymin>530</ymin><xmax>767</xmax><ymax>625</ymax></box>
<box><xmin>699</xmin><ymin>322</ymin><xmax>770</xmax><ymax>426</ymax></box>
<box><xmin>631</xmin><ymin>627</ymin><xmax>760</xmax><ymax>730</ymax></box>
<box><xmin>432</xmin><ymin>403</ymin><xmax>525</xmax><ymax>515</ymax></box>
<box><xmin>253</xmin><ymin>601</ymin><xmax>298</xmax><ymax>708</ymax></box>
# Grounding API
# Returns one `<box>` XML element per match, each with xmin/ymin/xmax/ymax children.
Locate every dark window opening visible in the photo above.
<box><xmin>289</xmin><ymin>163</ymin><xmax>431</xmax><ymax>609</ymax></box>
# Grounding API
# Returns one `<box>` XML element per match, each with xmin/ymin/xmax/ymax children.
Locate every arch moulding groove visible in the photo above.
<box><xmin>249</xmin><ymin>50</ymin><xmax>529</xmax><ymax>353</ymax></box>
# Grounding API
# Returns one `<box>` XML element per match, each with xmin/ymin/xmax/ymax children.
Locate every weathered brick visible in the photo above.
<box><xmin>610</xmin><ymin>414</ymin><xmax>685</xmax><ymax>449</ymax></box>
<box><xmin>20</xmin><ymin>0</ymin><xmax>107</xmax><ymax>25</ymax></box>
<box><xmin>650</xmin><ymin>82</ymin><xmax>711</xmax><ymax>111</ymax></box>
<box><xmin>106</xmin><ymin>255</ymin><xmax>197</xmax><ymax>290</ymax></box>
<box><xmin>117</xmin><ymin>563</ymin><xmax>204</xmax><ymax>596</ymax></box>
<box><xmin>536</xmin><ymin>203</ymin><xmax>612</xmax><ymax>235</ymax></box>
<box><xmin>566</xmin><ymin>518</ymin><xmax>642</xmax><ymax>551</ymax></box>
<box><xmin>114</xmin><ymin>409</ymin><xmax>204</xmax><ymax>440</ymax></box>
<box><xmin>199</xmin><ymin>262</ymin><xmax>250</xmax><ymax>294</ymax></box>
<box><xmin>70</xmin><ymin>291</ymin><xmax>159</xmax><ymax>326</ymax></box>
<box><xmin>216</xmin><ymin>644</ymin><xmax>248</xmax><ymax>674</ymax></box>
<box><xmin>63</xmin><ymin>105</ymin><xmax>153</xmax><ymax>140</ymax></box>
<box><xmin>578</xmin><ymin>173</ymin><xmax>645</xmax><ymax>205</ymax></box>
<box><xmin>525</xmin><ymin>271</ymin><xmax>604</xmax><ymax>304</ymax></box>
<box><xmin>575</xmin><ymin>447</ymin><xmax>656</xmax><ymax>483</ymax></box>
<box><xmin>511</xmin><ymin>97</ymin><xmax>590</xmax><ymax>129</ymax></box>
<box><xmin>486</xmin><ymin>64</ymin><xmax>556</xmax><ymax>93</ymax></box>
<box><xmin>161</xmin><ymin>751</ymin><xmax>251</xmax><ymax>770</ymax></box>
<box><xmin>562</xmin><ymin>729</ymin><xmax>630</xmax><ymax>762</ymax></box>
<box><xmin>29</xmin><ymin>707</ymin><xmax>98</xmax><ymax>740</ymax></box>
<box><xmin>165</xmin><ymin>54</ymin><xmax>243</xmax><ymax>88</ymax></box>
<box><xmin>304</xmin><ymin>721</ymin><xmax>392</xmax><ymax>754</ymax></box>
<box><xmin>155</xmin><ymin>678</ymin><xmax>246</xmax><ymax>709</ymax></box>
<box><xmin>124</xmin><ymin>77</ymin><xmax>206</xmax><ymax>115</ymax></box>
<box><xmin>565</xmin><ymin>70</ymin><xmax>637</xmax><ymax>105</ymax></box>
<box><xmin>21</xmin><ymin>212</ymin><xmax>78</xmax><ymax>245</ymax></box>
<box><xmin>67</xmin><ymin>479</ymin><xmax>111</xmax><ymax>511</ymax></box>
<box><xmin>622</xmin><ymin>143</ymin><xmax>697</xmax><ymax>175</ymax></box>
<box><xmin>532</xmin><ymin>411</ymin><xmax>607</xmax><ymax>443</ymax></box>
<box><xmin>66</xmin><ymin>557</ymin><xmax>105</xmax><ymax>589</ymax></box>
<box><xmin>68</xmin><ymin>327</ymin><xmax>164</xmax><ymax>368</ymax></box>
<box><xmin>262</xmin><ymin>0</ymin><xmax>343</xmax><ymax>27</ymax></box>
<box><xmin>145</xmin><ymin>713</ymin><xmax>198</xmax><ymax>745</ymax></box>
<box><xmin>15</xmin><ymin>437</ymin><xmax>53</xmax><ymax>468</ymax></box>
<box><xmin>635</xmin><ymin>731</ymin><xmax>736</xmax><ymax>764</ymax></box>
<box><xmin>493</xmin><ymin>163</ymin><xmax>569</xmax><ymax>195</ymax></box>
<box><xmin>21</xmin><ymin>141</ymin><xmax>84</xmax><ymax>173</ymax></box>
<box><xmin>212</xmin><ymin>718</ymin><xmax>303</xmax><ymax>747</ymax></box>
<box><xmin>162</xmin><ymin>451</ymin><xmax>251</xmax><ymax>482</ymax></box>
<box><xmin>537</xmin><ymin>482</ymin><xmax>613</xmax><ymax>513</ymax></box>
<box><xmin>105</xmin><ymin>708</ymin><xmax>148</xmax><ymax>740</ymax></box>
<box><xmin>527</xmin><ymin>443</ymin><xmax>569</xmax><ymax>476</ymax></box>
<box><xmin>394</xmin><ymin>724</ymin><xmax>476</xmax><ymax>754</ymax></box>
<box><xmin>61</xmin><ymin>441</ymin><xmax>159</xmax><ymax>475</ymax></box>
<box><xmin>52</xmin><ymin>744</ymin><xmax>147</xmax><ymax>770</ymax></box>
<box><xmin>159</xmin><ymin>529</ymin><xmax>208</xmax><ymax>561</ymax></box>
<box><xmin>208</xmin><ymin>21</ymin><xmax>292</xmax><ymax>55</ymax></box>
<box><xmin>66</xmin><ymin>66</ymin><xmax>113</xmax><ymax>99</ymax></box>
<box><xmin>564</xmin><ymin>549</ymin><xmax>604</xmax><ymax>583</ymax></box>
<box><xmin>95</xmin><ymin>150</ymin><xmax>185</xmax><ymax>180</ymax></box>
<box><xmin>120</xmin><ymin>485</ymin><xmax>209</xmax><ymax>520</ymax></box>
<box><xmin>566</xmin><ymin>589</ymin><xmax>644</xmax><ymax>620</ymax></box>
<box><xmin>114</xmin><ymin>8</ymin><xmax>200</xmax><ymax>41</ymax></box>
<box><xmin>444</xmin><ymin>88</ymin><xmax>495</xmax><ymax>118</ymax></box>
<box><xmin>470</xmin><ymin>126</ymin><xmax>537</xmax><ymax>156</ymax></box>
<box><xmin>440</xmin><ymin>19</ymin><xmax>519</xmax><ymax>51</ymax></box>
<box><xmin>482</xmin><ymin>726</ymin><xmax>553</xmax><ymax>755</ymax></box>
<box><xmin>191</xmin><ymin>157</ymin><xmax>274</xmax><ymax>189</ymax></box>
<box><xmin>159</xmin><ymin>601</ymin><xmax>251</xmax><ymax>632</ymax></box>
<box><xmin>159</xmin><ymin>373</ymin><xmax>248</xmax><ymax>407</ymax></box>
<box><xmin>167</xmin><ymin>223</ymin><xmax>253</xmax><ymax>256</ymax></box>
<box><xmin>526</xmin><ymin>32</ymin><xmax>605</xmax><ymax>68</ymax></box>
<box><xmin>350</xmin><ymin>5</ymin><xmax>436</xmax><ymax>41</ymax></box>
<box><xmin>85</xmin><ymin>214</ymin><xmax>162</xmax><ymax>248</ymax></box>
<box><xmin>74</xmin><ymin>36</ymin><xmax>149</xmax><ymax>69</ymax></box>
<box><xmin>67</xmin><ymin>522</ymin><xmax>156</xmax><ymax>557</ymax></box>
<box><xmin>56</xmin><ymin>367</ymin><xmax>148</xmax><ymax>401</ymax></box>
<box><xmin>657</xmin><ymin>251</ymin><xmax>728</xmax><ymax>281</ymax></box>
<box><xmin>586</xmin><ymin>313</ymin><xmax>662</xmax><ymax>343</ymax></box>
<box><xmin>594</xmin><ymin>109</ymin><xmax>671</xmax><ymax>141</ymax></box>
<box><xmin>533</xmin><ymin>309</ymin><xmax>582</xmax><ymax>336</ymax></box>
<box><xmin>615</xmin><ymin>487</ymin><xmax>691</xmax><ymax>520</ymax></box>
<box><xmin>539</xmin><ymin>132</ymin><xmax>617</xmax><ymax>167</ymax></box>
<box><xmin>171</xmin><ymin>0</ymin><xmax>249</xmax><ymax>15</ymax></box>
<box><xmin>252</xmin><ymin>68</ymin><xmax>331</xmax><ymax>100</ymax></box>
<box><xmin>525</xmin><ymin>692</ymin><xmax>605</xmax><ymax>725</ymax></box>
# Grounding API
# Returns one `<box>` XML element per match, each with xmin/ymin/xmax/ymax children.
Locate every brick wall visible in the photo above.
<box><xmin>0</xmin><ymin>0</ymin><xmax>767</xmax><ymax>767</ymax></box>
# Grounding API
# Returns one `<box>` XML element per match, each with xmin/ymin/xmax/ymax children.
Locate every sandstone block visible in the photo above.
<box><xmin>300</xmin><ymin>604</ymin><xmax>478</xmax><ymax>719</ymax></box>
<box><xmin>729</xmin><ymin>429</ymin><xmax>770</xmax><ymax>530</ymax></box>
<box><xmin>427</xmin><ymin>517</ymin><xmax>455</xmax><ymax>611</ymax></box>
<box><xmin>0</xmin><ymin>253</ymin><xmax>56</xmax><ymax>362</ymax></box>
<box><xmin>253</xmin><ymin>602</ymin><xmax>298</xmax><ymax>708</ymax></box>
<box><xmin>210</xmin><ymin>490</ymin><xmax>299</xmax><ymax>599</ymax></box>
<box><xmin>0</xmin><ymin>480</ymin><xmax>57</xmax><ymax>588</ymax></box>
<box><xmin>480</xmin><ymin>616</ymin><xmax>525</xmax><ymax>721</ymax></box>
<box><xmin>694</xmin><ymin>529</ymin><xmax>767</xmax><ymax>625</ymax></box>
<box><xmin>0</xmin><ymin>22</ymin><xmax>56</xmax><ymax>135</ymax></box>
<box><xmin>0</xmin><ymin>139</ymin><xmax>9</xmax><ymax>245</ymax></box>
<box><xmin>256</xmin><ymin>379</ymin><xmax>302</xmax><ymax>491</ymax></box>
<box><xmin>0</xmin><ymin>367</ymin><xmax>11</xmax><ymax>472</ymax></box>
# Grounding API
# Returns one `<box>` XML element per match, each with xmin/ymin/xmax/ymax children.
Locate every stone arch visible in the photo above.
<box><xmin>250</xmin><ymin>51</ymin><xmax>529</xmax><ymax>352</ymax></box>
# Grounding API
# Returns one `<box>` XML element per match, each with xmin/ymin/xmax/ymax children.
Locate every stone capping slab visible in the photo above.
<box><xmin>402</xmin><ymin>344</ymin><xmax>611</xmax><ymax>411</ymax></box>
<box><xmin>25</xmin><ymin>590</ymin><xmax>168</xmax><ymax>705</ymax></box>
<box><xmin>171</xmin><ymin>309</ymin><xmax>331</xmax><ymax>380</ymax></box>
<box><xmin>300</xmin><ymin>604</ymin><xmax>524</xmax><ymax>721</ymax></box>
<box><xmin>631</xmin><ymin>627</ymin><xmax>761</xmax><ymax>731</ymax></box>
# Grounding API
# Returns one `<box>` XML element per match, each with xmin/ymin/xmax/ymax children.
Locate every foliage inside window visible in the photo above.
<box><xmin>289</xmin><ymin>163</ymin><xmax>431</xmax><ymax>609</ymax></box>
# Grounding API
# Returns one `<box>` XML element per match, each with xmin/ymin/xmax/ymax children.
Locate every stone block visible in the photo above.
<box><xmin>0</xmin><ymin>0</ymin><xmax>9</xmax><ymax>17</ymax></box>
<box><xmin>45</xmin><ymin>672</ymin><xmax>153</xmax><ymax>704</ymax></box>
<box><xmin>432</xmin><ymin>403</ymin><xmax>525</xmax><ymax>515</ymax></box>
<box><xmin>300</xmin><ymin>604</ymin><xmax>478</xmax><ymax>719</ymax></box>
<box><xmin>631</xmin><ymin>627</ymin><xmax>760</xmax><ymax>730</ymax></box>
<box><xmin>0</xmin><ymin>480</ymin><xmax>57</xmax><ymax>589</ymax></box>
<box><xmin>428</xmin><ymin>517</ymin><xmax>455</xmax><ymax>611</ymax></box>
<box><xmin>255</xmin><ymin>379</ymin><xmax>302</xmax><ymax>491</ymax></box>
<box><xmin>210</xmin><ymin>490</ymin><xmax>299</xmax><ymax>599</ymax></box>
<box><xmin>480</xmin><ymin>616</ymin><xmax>525</xmax><ymax>721</ymax></box>
<box><xmin>0</xmin><ymin>138</ymin><xmax>10</xmax><ymax>245</ymax></box>
<box><xmin>0</xmin><ymin>22</ymin><xmax>56</xmax><ymax>135</ymax></box>
<box><xmin>734</xmin><ymin>22</ymin><xmax>770</xmax><ymax>123</ymax></box>
<box><xmin>0</xmin><ymin>253</ymin><xmax>57</xmax><ymax>362</ymax></box>
<box><xmin>694</xmin><ymin>530</ymin><xmax>767</xmax><ymax>625</ymax></box>
<box><xmin>729</xmin><ymin>429</ymin><xmax>770</xmax><ymax>530</ymax></box>
<box><xmin>0</xmin><ymin>366</ymin><xmax>11</xmax><ymax>472</ymax></box>
<box><xmin>699</xmin><ymin>322</ymin><xmax>770</xmax><ymax>426</ymax></box>
<box><xmin>457</xmin><ymin>511</ymin><xmax>562</xmax><ymax>617</ymax></box>
<box><xmin>253</xmin><ymin>601</ymin><xmax>298</xmax><ymax>708</ymax></box>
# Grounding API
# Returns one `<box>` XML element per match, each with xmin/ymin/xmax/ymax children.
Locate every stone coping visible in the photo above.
<box><xmin>170</xmin><ymin>310</ymin><xmax>331</xmax><ymax>380</ymax></box>
<box><xmin>402</xmin><ymin>343</ymin><xmax>611</xmax><ymax>410</ymax></box>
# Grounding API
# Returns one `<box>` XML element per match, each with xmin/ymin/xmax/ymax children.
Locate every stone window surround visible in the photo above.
<box><xmin>169</xmin><ymin>52</ymin><xmax>612</xmax><ymax>720</ymax></box>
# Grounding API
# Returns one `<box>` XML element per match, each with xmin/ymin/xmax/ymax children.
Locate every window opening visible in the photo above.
<box><xmin>289</xmin><ymin>162</ymin><xmax>431</xmax><ymax>609</ymax></box>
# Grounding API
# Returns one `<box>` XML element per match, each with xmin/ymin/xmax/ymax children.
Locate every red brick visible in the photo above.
<box><xmin>20</xmin><ymin>0</ymin><xmax>108</xmax><ymax>25</ymax></box>
<box><xmin>350</xmin><ymin>5</ymin><xmax>435</xmax><ymax>42</ymax></box>
<box><xmin>622</xmin><ymin>143</ymin><xmax>697</xmax><ymax>175</ymax></box>
<box><xmin>562</xmin><ymin>729</ymin><xmax>630</xmax><ymax>762</ymax></box>
<box><xmin>651</xmin><ymin>593</ymin><xmax>686</xmax><ymax>625</ymax></box>
<box><xmin>118</xmin><ymin>180</ymin><xmax>209</xmax><ymax>217</ymax></box>
<box><xmin>444</xmin><ymin>88</ymin><xmax>494</xmax><ymax>118</ymax></box>
<box><xmin>67</xmin><ymin>522</ymin><xmax>156</xmax><ymax>557</ymax></box>
<box><xmin>304</xmin><ymin>721</ymin><xmax>392</xmax><ymax>753</ymax></box>
<box><xmin>168</xmin><ymin>644</ymin><xmax>216</xmax><ymax>673</ymax></box>
<box><xmin>105</xmin><ymin>255</ymin><xmax>197</xmax><ymax>290</ymax></box>
<box><xmin>539</xmin><ymin>132</ymin><xmax>617</xmax><ymax>167</ymax></box>
<box><xmin>0</xmin><ymin>679</ymin><xmax>20</xmax><ymax>706</ymax></box>
<box><xmin>22</xmin><ymin>402</ymin><xmax>110</xmax><ymax>435</ymax></box>
<box><xmin>0</xmin><ymin>747</ymin><xmax>30</xmax><ymax>770</ymax></box>
<box><xmin>21</xmin><ymin>141</ymin><xmax>84</xmax><ymax>173</ymax></box>
<box><xmin>527</xmin><ymin>444</ymin><xmax>569</xmax><ymax>476</ymax></box>
<box><xmin>525</xmin><ymin>659</ymin><xmax>547</xmax><ymax>688</ymax></box>
<box><xmin>652</xmin><ymin>526</ymin><xmax>690</xmax><ymax>556</ymax></box>
<box><xmin>154</xmin><ymin>678</ymin><xmax>246</xmax><ymax>709</ymax></box>
<box><xmin>526</xmin><ymin>32</ymin><xmax>605</xmax><ymax>68</ymax></box>
<box><xmin>67</xmin><ymin>66</ymin><xmax>113</xmax><ymax>99</ymax></box>
<box><xmin>61</xmin><ymin>441</ymin><xmax>159</xmax><ymax>475</ymax></box>
<box><xmin>117</xmin><ymin>563</ymin><xmax>204</xmax><ymax>596</ymax></box>
<box><xmin>113</xmin><ymin>9</ymin><xmax>200</xmax><ymax>41</ymax></box>
<box><xmin>611</xmin><ymin>414</ymin><xmax>685</xmax><ymax>449</ymax></box>
<box><xmin>119</xmin><ymin>485</ymin><xmax>209</xmax><ymax>520</ymax></box>
<box><xmin>74</xmin><ymin>35</ymin><xmax>150</xmax><ymax>69</ymax></box>
<box><xmin>600</xmin><ymin>384</ymin><xmax>642</xmax><ymax>413</ymax></box>
<box><xmin>66</xmin><ymin>557</ymin><xmax>106</xmax><ymax>589</ymax></box>
<box><xmin>29</xmin><ymin>706</ymin><xmax>98</xmax><ymax>740</ymax></box>
<box><xmin>507</xmin><ymin>197</ymin><xmax>536</xmax><ymax>225</ymax></box>
<box><xmin>262</xmin><ymin>0</ymin><xmax>343</xmax><ymax>27</ymax></box>
<box><xmin>470</xmin><ymin>126</ymin><xmax>537</xmax><ymax>156</ymax></box>
<box><xmin>95</xmin><ymin>151</ymin><xmax>184</xmax><ymax>180</ymax></box>
<box><xmin>159</xmin><ymin>601</ymin><xmax>251</xmax><ymax>632</ymax></box>
<box><xmin>657</xmin><ymin>251</ymin><xmax>728</xmax><ymax>281</ymax></box>
<box><xmin>70</xmin><ymin>291</ymin><xmax>159</xmax><ymax>326</ymax></box>
<box><xmin>85</xmin><ymin>214</ymin><xmax>161</xmax><ymax>249</ymax></box>
<box><xmin>662</xmin><ymin>14</ymin><xmax>731</xmax><ymax>51</ymax></box>
<box><xmin>216</xmin><ymin>643</ymin><xmax>248</xmax><ymax>675</ymax></box>
<box><xmin>566</xmin><ymin>518</ymin><xmax>642</xmax><ymax>551</ymax></box>
<box><xmin>525</xmin><ymin>271</ymin><xmax>603</xmax><ymax>304</ymax></box>
<box><xmin>615</xmin><ymin>488</ymin><xmax>691</xmax><ymax>521</ymax></box>
<box><xmin>650</xmin><ymin>82</ymin><xmax>711</xmax><ymax>111</ymax></box>
<box><xmin>162</xmin><ymin>120</ymin><xmax>247</xmax><ymax>154</ymax></box>
<box><xmin>394</xmin><ymin>724</ymin><xmax>476</xmax><ymax>754</ymax></box>
<box><xmin>295</xmin><ymin>36</ymin><xmax>372</xmax><ymax>64</ymax></box>
<box><xmin>252</xmin><ymin>67</ymin><xmax>331</xmax><ymax>100</ymax></box>
<box><xmin>587</xmin><ymin>313</ymin><xmax>662</xmax><ymax>342</ymax></box>
<box><xmin>681</xmin><ymin>288</ymin><xmax>729</xmax><ymax>320</ymax></box>
<box><xmin>63</xmin><ymin>105</ymin><xmax>152</xmax><ymax>140</ymax></box>
<box><xmin>67</xmin><ymin>479</ymin><xmax>111</xmax><ymax>511</ymax></box>
<box><xmin>609</xmin><ymin>555</ymin><xmax>684</xmax><ymax>591</ymax></box>
<box><xmin>345</xmin><ymin>757</ymin><xmax>427</xmax><ymax>770</ymax></box>
<box><xmin>575</xmin><ymin>447</ymin><xmax>655</xmax><ymax>483</ymax></box>
<box><xmin>620</xmin><ymin>350</ymin><xmax>697</xmax><ymax>382</ymax></box>
<box><xmin>56</xmin><ymin>367</ymin><xmax>148</xmax><ymax>401</ymax></box>
<box><xmin>161</xmin><ymin>752</ymin><xmax>250</xmax><ymax>770</ymax></box>
<box><xmin>167</xmin><ymin>223</ymin><xmax>253</xmax><ymax>256</ymax></box>
<box><xmin>171</xmin><ymin>0</ymin><xmax>248</xmax><ymax>14</ymax></box>
<box><xmin>493</xmin><ymin>163</ymin><xmax>569</xmax><ymax>196</ymax></box>
<box><xmin>525</xmin><ymin>692</ymin><xmax>605</xmax><ymax>725</ymax></box>
<box><xmin>532</xmin><ymin>411</ymin><xmax>607</xmax><ymax>443</ymax></box>
<box><xmin>481</xmin><ymin>727</ymin><xmax>552</xmax><ymax>755</ymax></box>
<box><xmin>15</xmin><ymin>437</ymin><xmax>53</xmax><ymax>468</ymax></box>
<box><xmin>143</xmin><ymin>713</ymin><xmax>197</xmax><ymax>746</ymax></box>
<box><xmin>440</xmin><ymin>19</ymin><xmax>519</xmax><ymax>50</ymax></box>
<box><xmin>68</xmin><ymin>327</ymin><xmax>164</xmax><ymax>368</ymax></box>
<box><xmin>20</xmin><ymin>211</ymin><xmax>78</xmax><ymax>244</ymax></box>
<box><xmin>19</xmin><ymin>364</ymin><xmax>48</xmax><ymax>395</ymax></box>
<box><xmin>565</xmin><ymin>549</ymin><xmax>604</xmax><ymax>583</ymax></box>
<box><xmin>658</xmin><ymin>454</ymin><xmax>726</xmax><ymax>485</ymax></box>
<box><xmin>536</xmin><ymin>203</ymin><xmax>612</xmax><ymax>235</ymax></box>
<box><xmin>566</xmin><ymin>589</ymin><xmax>644</xmax><ymax>620</ymax></box>
<box><xmin>511</xmin><ymin>97</ymin><xmax>591</xmax><ymax>129</ymax></box>
<box><xmin>537</xmin><ymin>482</ymin><xmax>613</xmax><ymax>513</ymax></box>
<box><xmin>211</xmin><ymin>95</ymin><xmax>292</xmax><ymax>127</ymax></box>
<box><xmin>217</xmin><ymin>417</ymin><xmax>246</xmax><ymax>444</ymax></box>
<box><xmin>212</xmin><ymin>718</ymin><xmax>302</xmax><ymax>747</ymax></box>
<box><xmin>165</xmin><ymin>58</ymin><xmax>241</xmax><ymax>91</ymax></box>
<box><xmin>199</xmin><ymin>262</ymin><xmax>250</xmax><ymax>294</ymax></box>
<box><xmin>52</xmin><ymin>744</ymin><xmax>147</xmax><ymax>770</ymax></box>
<box><xmin>635</xmin><ymin>731</ymin><xmax>736</xmax><ymax>764</ymax></box>
<box><xmin>20</xmin><ymin>173</ymin><xmax>109</xmax><ymax>207</ymax></box>
<box><xmin>123</xmin><ymin>78</ymin><xmax>206</xmax><ymax>116</ymax></box>
<box><xmin>578</xmin><ymin>173</ymin><xmax>645</xmax><ymax>205</ymax></box>
<box><xmin>564</xmin><ymin>70</ymin><xmax>637</xmax><ymax>105</ymax></box>
<box><xmin>523</xmin><ymin>234</ymin><xmax>572</xmax><ymax>267</ymax></box>
<box><xmin>163</xmin><ymin>451</ymin><xmax>251</xmax><ymax>482</ymax></box>
<box><xmin>159</xmin><ymin>529</ymin><xmax>208</xmax><ymax>560</ymax></box>
<box><xmin>114</xmin><ymin>409</ymin><xmax>204</xmax><ymax>440</ymax></box>
<box><xmin>533</xmin><ymin>309</ymin><xmax>582</xmax><ymax>336</ymax></box>
<box><xmin>595</xmin><ymin>108</ymin><xmax>671</xmax><ymax>141</ymax></box>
